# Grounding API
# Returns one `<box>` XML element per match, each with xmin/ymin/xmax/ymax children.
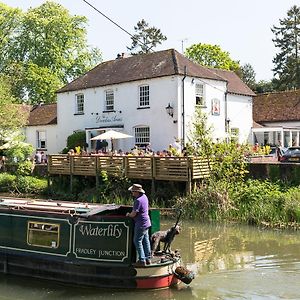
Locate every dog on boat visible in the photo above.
<box><xmin>150</xmin><ymin>225</ymin><xmax>180</xmax><ymax>254</ymax></box>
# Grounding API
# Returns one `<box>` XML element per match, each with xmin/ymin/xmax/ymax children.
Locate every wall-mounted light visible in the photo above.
<box><xmin>191</xmin><ymin>78</ymin><xmax>195</xmax><ymax>84</ymax></box>
<box><xmin>165</xmin><ymin>103</ymin><xmax>174</xmax><ymax>117</ymax></box>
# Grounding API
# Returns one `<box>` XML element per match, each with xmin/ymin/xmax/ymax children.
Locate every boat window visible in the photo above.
<box><xmin>27</xmin><ymin>221</ymin><xmax>60</xmax><ymax>248</ymax></box>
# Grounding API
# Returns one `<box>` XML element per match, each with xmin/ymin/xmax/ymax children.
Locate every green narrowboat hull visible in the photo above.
<box><xmin>0</xmin><ymin>197</ymin><xmax>187</xmax><ymax>289</ymax></box>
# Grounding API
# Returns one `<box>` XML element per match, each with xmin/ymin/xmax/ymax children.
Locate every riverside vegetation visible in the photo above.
<box><xmin>1</xmin><ymin>108</ymin><xmax>300</xmax><ymax>228</ymax></box>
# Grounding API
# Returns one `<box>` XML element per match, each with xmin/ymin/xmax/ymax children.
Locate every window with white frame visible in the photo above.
<box><xmin>105</xmin><ymin>90</ymin><xmax>114</xmax><ymax>111</ymax></box>
<box><xmin>37</xmin><ymin>130</ymin><xmax>46</xmax><ymax>149</ymax></box>
<box><xmin>134</xmin><ymin>127</ymin><xmax>150</xmax><ymax>146</ymax></box>
<box><xmin>139</xmin><ymin>85</ymin><xmax>149</xmax><ymax>107</ymax></box>
<box><xmin>230</xmin><ymin>128</ymin><xmax>239</xmax><ymax>142</ymax></box>
<box><xmin>75</xmin><ymin>94</ymin><xmax>84</xmax><ymax>114</ymax></box>
<box><xmin>195</xmin><ymin>83</ymin><xmax>205</xmax><ymax>106</ymax></box>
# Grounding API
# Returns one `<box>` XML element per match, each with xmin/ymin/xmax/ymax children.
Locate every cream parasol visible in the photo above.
<box><xmin>90</xmin><ymin>130</ymin><xmax>133</xmax><ymax>151</ymax></box>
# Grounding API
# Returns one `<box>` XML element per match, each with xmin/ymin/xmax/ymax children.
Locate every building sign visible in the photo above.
<box><xmin>211</xmin><ymin>98</ymin><xmax>220</xmax><ymax>116</ymax></box>
<box><xmin>96</xmin><ymin>113</ymin><xmax>123</xmax><ymax>125</ymax></box>
<box><xmin>73</xmin><ymin>220</ymin><xmax>131</xmax><ymax>263</ymax></box>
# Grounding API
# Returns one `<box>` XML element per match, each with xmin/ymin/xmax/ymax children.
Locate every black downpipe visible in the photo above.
<box><xmin>224</xmin><ymin>82</ymin><xmax>229</xmax><ymax>143</ymax></box>
<box><xmin>182</xmin><ymin>66</ymin><xmax>187</xmax><ymax>147</ymax></box>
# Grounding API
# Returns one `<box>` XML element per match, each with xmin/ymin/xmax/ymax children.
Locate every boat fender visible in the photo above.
<box><xmin>174</xmin><ymin>266</ymin><xmax>195</xmax><ymax>284</ymax></box>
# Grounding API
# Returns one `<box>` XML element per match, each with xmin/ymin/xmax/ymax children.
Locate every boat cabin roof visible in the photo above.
<box><xmin>0</xmin><ymin>197</ymin><xmax>121</xmax><ymax>216</ymax></box>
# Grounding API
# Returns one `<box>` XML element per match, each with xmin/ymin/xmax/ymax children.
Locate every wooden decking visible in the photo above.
<box><xmin>48</xmin><ymin>155</ymin><xmax>212</xmax><ymax>193</ymax></box>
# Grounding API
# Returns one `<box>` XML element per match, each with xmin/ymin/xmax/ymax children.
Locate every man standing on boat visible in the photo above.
<box><xmin>126</xmin><ymin>184</ymin><xmax>151</xmax><ymax>266</ymax></box>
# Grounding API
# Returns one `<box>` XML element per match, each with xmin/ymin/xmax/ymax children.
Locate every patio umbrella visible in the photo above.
<box><xmin>90</xmin><ymin>130</ymin><xmax>133</xmax><ymax>151</ymax></box>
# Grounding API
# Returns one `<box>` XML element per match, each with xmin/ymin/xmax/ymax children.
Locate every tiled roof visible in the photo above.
<box><xmin>27</xmin><ymin>103</ymin><xmax>57</xmax><ymax>126</ymax></box>
<box><xmin>57</xmin><ymin>49</ymin><xmax>253</xmax><ymax>96</ymax></box>
<box><xmin>17</xmin><ymin>104</ymin><xmax>31</xmax><ymax>119</ymax></box>
<box><xmin>210</xmin><ymin>68</ymin><xmax>256</xmax><ymax>96</ymax></box>
<box><xmin>253</xmin><ymin>90</ymin><xmax>300</xmax><ymax>123</ymax></box>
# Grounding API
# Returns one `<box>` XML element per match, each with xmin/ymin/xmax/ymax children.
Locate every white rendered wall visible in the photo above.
<box><xmin>182</xmin><ymin>78</ymin><xmax>227</xmax><ymax>143</ymax></box>
<box><xmin>56</xmin><ymin>75</ymin><xmax>253</xmax><ymax>153</ymax></box>
<box><xmin>227</xmin><ymin>94</ymin><xmax>253</xmax><ymax>144</ymax></box>
<box><xmin>57</xmin><ymin>76</ymin><xmax>181</xmax><ymax>153</ymax></box>
<box><xmin>24</xmin><ymin>124</ymin><xmax>58</xmax><ymax>154</ymax></box>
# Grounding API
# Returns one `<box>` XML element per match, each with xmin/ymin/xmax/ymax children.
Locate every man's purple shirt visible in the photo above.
<box><xmin>133</xmin><ymin>194</ymin><xmax>151</xmax><ymax>229</ymax></box>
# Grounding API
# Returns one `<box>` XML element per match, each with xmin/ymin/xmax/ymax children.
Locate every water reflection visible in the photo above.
<box><xmin>172</xmin><ymin>220</ymin><xmax>300</xmax><ymax>299</ymax></box>
<box><xmin>1</xmin><ymin>220</ymin><xmax>300</xmax><ymax>299</ymax></box>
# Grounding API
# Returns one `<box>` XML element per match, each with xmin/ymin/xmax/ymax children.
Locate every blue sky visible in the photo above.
<box><xmin>3</xmin><ymin>0</ymin><xmax>299</xmax><ymax>81</ymax></box>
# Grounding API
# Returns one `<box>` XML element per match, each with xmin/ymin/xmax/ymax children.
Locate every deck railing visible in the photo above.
<box><xmin>48</xmin><ymin>155</ymin><xmax>212</xmax><ymax>182</ymax></box>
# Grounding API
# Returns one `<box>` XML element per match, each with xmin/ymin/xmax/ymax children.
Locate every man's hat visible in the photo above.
<box><xmin>128</xmin><ymin>184</ymin><xmax>145</xmax><ymax>193</ymax></box>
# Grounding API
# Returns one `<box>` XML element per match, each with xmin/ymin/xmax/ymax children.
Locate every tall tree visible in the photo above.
<box><xmin>127</xmin><ymin>19</ymin><xmax>167</xmax><ymax>55</ymax></box>
<box><xmin>185</xmin><ymin>43</ymin><xmax>240</xmax><ymax>72</ymax></box>
<box><xmin>0</xmin><ymin>3</ymin><xmax>22</xmax><ymax>73</ymax></box>
<box><xmin>271</xmin><ymin>5</ymin><xmax>300</xmax><ymax>90</ymax></box>
<box><xmin>0</xmin><ymin>75</ymin><xmax>28</xmax><ymax>141</ymax></box>
<box><xmin>255</xmin><ymin>80</ymin><xmax>276</xmax><ymax>94</ymax></box>
<box><xmin>240</xmin><ymin>63</ymin><xmax>256</xmax><ymax>91</ymax></box>
<box><xmin>0</xmin><ymin>1</ymin><xmax>102</xmax><ymax>104</ymax></box>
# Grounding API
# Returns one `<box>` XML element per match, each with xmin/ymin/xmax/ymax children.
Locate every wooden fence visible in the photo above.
<box><xmin>48</xmin><ymin>155</ymin><xmax>212</xmax><ymax>193</ymax></box>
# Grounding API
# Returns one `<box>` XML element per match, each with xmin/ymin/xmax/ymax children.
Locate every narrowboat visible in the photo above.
<box><xmin>0</xmin><ymin>197</ymin><xmax>193</xmax><ymax>289</ymax></box>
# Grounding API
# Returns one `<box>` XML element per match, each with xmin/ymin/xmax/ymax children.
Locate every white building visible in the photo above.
<box><xmin>252</xmin><ymin>90</ymin><xmax>300</xmax><ymax>147</ymax></box>
<box><xmin>24</xmin><ymin>103</ymin><xmax>57</xmax><ymax>154</ymax></box>
<box><xmin>28</xmin><ymin>49</ymin><xmax>255</xmax><ymax>154</ymax></box>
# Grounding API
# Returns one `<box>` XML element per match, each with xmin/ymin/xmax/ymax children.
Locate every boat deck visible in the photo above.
<box><xmin>0</xmin><ymin>197</ymin><xmax>121</xmax><ymax>215</ymax></box>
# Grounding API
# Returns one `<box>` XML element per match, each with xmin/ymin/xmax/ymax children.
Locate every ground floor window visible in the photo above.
<box><xmin>37</xmin><ymin>130</ymin><xmax>46</xmax><ymax>149</ymax></box>
<box><xmin>230</xmin><ymin>127</ymin><xmax>239</xmax><ymax>142</ymax></box>
<box><xmin>134</xmin><ymin>126</ymin><xmax>150</xmax><ymax>147</ymax></box>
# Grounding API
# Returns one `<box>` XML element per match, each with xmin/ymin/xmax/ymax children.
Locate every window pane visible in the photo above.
<box><xmin>139</xmin><ymin>85</ymin><xmax>149</xmax><ymax>107</ymax></box>
<box><xmin>76</xmin><ymin>94</ymin><xmax>84</xmax><ymax>114</ymax></box>
<box><xmin>27</xmin><ymin>222</ymin><xmax>60</xmax><ymax>248</ymax></box>
<box><xmin>195</xmin><ymin>83</ymin><xmax>205</xmax><ymax>106</ymax></box>
<box><xmin>135</xmin><ymin>127</ymin><xmax>150</xmax><ymax>145</ymax></box>
<box><xmin>37</xmin><ymin>131</ymin><xmax>46</xmax><ymax>149</ymax></box>
<box><xmin>230</xmin><ymin>128</ymin><xmax>239</xmax><ymax>142</ymax></box>
<box><xmin>105</xmin><ymin>90</ymin><xmax>114</xmax><ymax>111</ymax></box>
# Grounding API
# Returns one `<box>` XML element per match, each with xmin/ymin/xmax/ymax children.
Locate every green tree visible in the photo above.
<box><xmin>187</xmin><ymin>107</ymin><xmax>214</xmax><ymax>158</ymax></box>
<box><xmin>271</xmin><ymin>5</ymin><xmax>300</xmax><ymax>90</ymax></box>
<box><xmin>1</xmin><ymin>1</ymin><xmax>102</xmax><ymax>104</ymax></box>
<box><xmin>23</xmin><ymin>63</ymin><xmax>62</xmax><ymax>104</ymax></box>
<box><xmin>187</xmin><ymin>108</ymin><xmax>249</xmax><ymax>183</ymax></box>
<box><xmin>185</xmin><ymin>43</ymin><xmax>240</xmax><ymax>72</ymax></box>
<box><xmin>0</xmin><ymin>3</ymin><xmax>22</xmax><ymax>73</ymax></box>
<box><xmin>127</xmin><ymin>19</ymin><xmax>167</xmax><ymax>54</ymax></box>
<box><xmin>240</xmin><ymin>63</ymin><xmax>256</xmax><ymax>91</ymax></box>
<box><xmin>0</xmin><ymin>75</ymin><xmax>28</xmax><ymax>141</ymax></box>
<box><xmin>255</xmin><ymin>80</ymin><xmax>276</xmax><ymax>94</ymax></box>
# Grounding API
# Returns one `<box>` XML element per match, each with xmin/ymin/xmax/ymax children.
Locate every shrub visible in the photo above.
<box><xmin>173</xmin><ymin>180</ymin><xmax>232</xmax><ymax>221</ymax></box>
<box><xmin>0</xmin><ymin>173</ymin><xmax>16</xmax><ymax>192</ymax></box>
<box><xmin>283</xmin><ymin>187</ymin><xmax>300</xmax><ymax>222</ymax></box>
<box><xmin>16</xmin><ymin>160</ymin><xmax>33</xmax><ymax>176</ymax></box>
<box><xmin>0</xmin><ymin>173</ymin><xmax>47</xmax><ymax>194</ymax></box>
<box><xmin>66</xmin><ymin>131</ymin><xmax>87</xmax><ymax>152</ymax></box>
<box><xmin>226</xmin><ymin>179</ymin><xmax>286</xmax><ymax>225</ymax></box>
<box><xmin>13</xmin><ymin>176</ymin><xmax>48</xmax><ymax>194</ymax></box>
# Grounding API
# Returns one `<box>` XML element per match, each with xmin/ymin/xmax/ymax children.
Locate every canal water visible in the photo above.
<box><xmin>1</xmin><ymin>219</ymin><xmax>300</xmax><ymax>299</ymax></box>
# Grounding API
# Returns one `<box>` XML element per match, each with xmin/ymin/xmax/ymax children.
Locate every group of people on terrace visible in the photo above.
<box><xmin>67</xmin><ymin>138</ymin><xmax>188</xmax><ymax>158</ymax></box>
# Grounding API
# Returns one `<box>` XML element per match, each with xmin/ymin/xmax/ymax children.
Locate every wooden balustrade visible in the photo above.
<box><xmin>47</xmin><ymin>155</ymin><xmax>211</xmax><ymax>184</ymax></box>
